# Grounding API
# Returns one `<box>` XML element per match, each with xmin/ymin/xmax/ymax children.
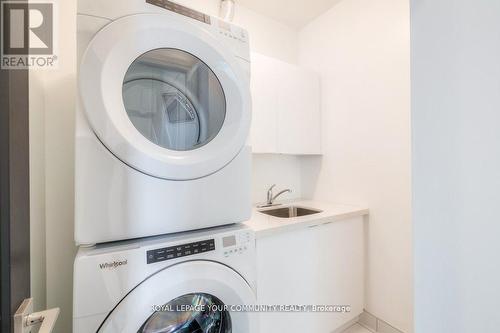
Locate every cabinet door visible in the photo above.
<box><xmin>308</xmin><ymin>219</ymin><xmax>365</xmax><ymax>330</ymax></box>
<box><xmin>256</xmin><ymin>217</ymin><xmax>364</xmax><ymax>333</ymax></box>
<box><xmin>250</xmin><ymin>53</ymin><xmax>321</xmax><ymax>154</ymax></box>
<box><xmin>277</xmin><ymin>63</ymin><xmax>322</xmax><ymax>155</ymax></box>
<box><xmin>256</xmin><ymin>226</ymin><xmax>317</xmax><ymax>332</ymax></box>
<box><xmin>250</xmin><ymin>53</ymin><xmax>278</xmax><ymax>153</ymax></box>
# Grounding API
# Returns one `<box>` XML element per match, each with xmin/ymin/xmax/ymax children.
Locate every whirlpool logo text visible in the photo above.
<box><xmin>99</xmin><ymin>260</ymin><xmax>128</xmax><ymax>270</ymax></box>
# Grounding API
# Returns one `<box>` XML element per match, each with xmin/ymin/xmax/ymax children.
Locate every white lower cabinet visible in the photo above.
<box><xmin>256</xmin><ymin>217</ymin><xmax>364</xmax><ymax>333</ymax></box>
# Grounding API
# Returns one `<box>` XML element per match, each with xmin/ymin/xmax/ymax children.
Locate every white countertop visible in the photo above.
<box><xmin>244</xmin><ymin>200</ymin><xmax>369</xmax><ymax>239</ymax></box>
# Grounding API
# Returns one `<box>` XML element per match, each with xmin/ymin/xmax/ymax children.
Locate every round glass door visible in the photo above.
<box><xmin>123</xmin><ymin>49</ymin><xmax>226</xmax><ymax>151</ymax></box>
<box><xmin>139</xmin><ymin>293</ymin><xmax>231</xmax><ymax>333</ymax></box>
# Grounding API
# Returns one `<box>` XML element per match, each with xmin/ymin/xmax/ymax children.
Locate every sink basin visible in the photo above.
<box><xmin>258</xmin><ymin>206</ymin><xmax>322</xmax><ymax>218</ymax></box>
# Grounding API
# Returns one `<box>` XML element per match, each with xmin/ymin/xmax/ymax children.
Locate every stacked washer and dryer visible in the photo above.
<box><xmin>73</xmin><ymin>0</ymin><xmax>257</xmax><ymax>332</ymax></box>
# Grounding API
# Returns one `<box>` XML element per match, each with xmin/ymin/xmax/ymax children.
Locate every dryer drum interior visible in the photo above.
<box><xmin>122</xmin><ymin>48</ymin><xmax>227</xmax><ymax>152</ymax></box>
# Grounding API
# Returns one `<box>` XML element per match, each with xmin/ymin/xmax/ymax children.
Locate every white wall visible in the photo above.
<box><xmin>412</xmin><ymin>1</ymin><xmax>500</xmax><ymax>332</ymax></box>
<box><xmin>298</xmin><ymin>1</ymin><xmax>412</xmax><ymax>332</ymax></box>
<box><xmin>233</xmin><ymin>5</ymin><xmax>298</xmax><ymax>64</ymax></box>
<box><xmin>175</xmin><ymin>0</ymin><xmax>299</xmax><ymax>63</ymax></box>
<box><xmin>251</xmin><ymin>154</ymin><xmax>303</xmax><ymax>204</ymax></box>
<box><xmin>28</xmin><ymin>1</ymin><xmax>303</xmax><ymax>332</ymax></box>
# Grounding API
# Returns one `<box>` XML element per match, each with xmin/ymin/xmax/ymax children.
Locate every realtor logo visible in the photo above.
<box><xmin>1</xmin><ymin>1</ymin><xmax>57</xmax><ymax>69</ymax></box>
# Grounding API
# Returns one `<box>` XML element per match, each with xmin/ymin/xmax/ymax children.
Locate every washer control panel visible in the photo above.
<box><xmin>146</xmin><ymin>230</ymin><xmax>253</xmax><ymax>264</ymax></box>
<box><xmin>223</xmin><ymin>231</ymin><xmax>252</xmax><ymax>258</ymax></box>
<box><xmin>147</xmin><ymin>239</ymin><xmax>215</xmax><ymax>264</ymax></box>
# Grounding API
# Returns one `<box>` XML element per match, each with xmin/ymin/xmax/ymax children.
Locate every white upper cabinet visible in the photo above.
<box><xmin>250</xmin><ymin>52</ymin><xmax>321</xmax><ymax>155</ymax></box>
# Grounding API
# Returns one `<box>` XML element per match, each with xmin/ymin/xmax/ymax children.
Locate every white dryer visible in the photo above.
<box><xmin>73</xmin><ymin>225</ymin><xmax>258</xmax><ymax>332</ymax></box>
<box><xmin>75</xmin><ymin>0</ymin><xmax>252</xmax><ymax>244</ymax></box>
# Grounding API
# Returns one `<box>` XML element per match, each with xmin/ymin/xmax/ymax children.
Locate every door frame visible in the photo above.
<box><xmin>0</xmin><ymin>20</ymin><xmax>31</xmax><ymax>333</ymax></box>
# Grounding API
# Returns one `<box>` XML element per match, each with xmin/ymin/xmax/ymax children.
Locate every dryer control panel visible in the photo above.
<box><xmin>146</xmin><ymin>0</ymin><xmax>211</xmax><ymax>24</ymax></box>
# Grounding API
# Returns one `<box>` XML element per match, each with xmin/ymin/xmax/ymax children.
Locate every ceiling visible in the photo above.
<box><xmin>236</xmin><ymin>0</ymin><xmax>343</xmax><ymax>29</ymax></box>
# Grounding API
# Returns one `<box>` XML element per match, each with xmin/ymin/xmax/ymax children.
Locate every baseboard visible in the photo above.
<box><xmin>332</xmin><ymin>316</ymin><xmax>360</xmax><ymax>333</ymax></box>
<box><xmin>358</xmin><ymin>311</ymin><xmax>377</xmax><ymax>332</ymax></box>
<box><xmin>358</xmin><ymin>310</ymin><xmax>405</xmax><ymax>333</ymax></box>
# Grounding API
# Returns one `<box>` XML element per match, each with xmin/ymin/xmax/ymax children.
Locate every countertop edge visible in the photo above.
<box><xmin>245</xmin><ymin>202</ymin><xmax>369</xmax><ymax>239</ymax></box>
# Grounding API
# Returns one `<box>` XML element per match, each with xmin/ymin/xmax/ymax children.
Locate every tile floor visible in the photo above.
<box><xmin>343</xmin><ymin>323</ymin><xmax>373</xmax><ymax>333</ymax></box>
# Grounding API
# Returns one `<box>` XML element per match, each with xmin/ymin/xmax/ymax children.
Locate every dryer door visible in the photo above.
<box><xmin>79</xmin><ymin>13</ymin><xmax>251</xmax><ymax>180</ymax></box>
<box><xmin>97</xmin><ymin>261</ymin><xmax>258</xmax><ymax>332</ymax></box>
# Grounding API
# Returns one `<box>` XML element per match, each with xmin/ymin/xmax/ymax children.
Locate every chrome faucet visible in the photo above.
<box><xmin>260</xmin><ymin>184</ymin><xmax>292</xmax><ymax>207</ymax></box>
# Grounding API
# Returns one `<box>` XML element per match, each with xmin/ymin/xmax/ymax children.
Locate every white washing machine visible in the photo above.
<box><xmin>73</xmin><ymin>225</ymin><xmax>258</xmax><ymax>332</ymax></box>
<box><xmin>75</xmin><ymin>0</ymin><xmax>252</xmax><ymax>245</ymax></box>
